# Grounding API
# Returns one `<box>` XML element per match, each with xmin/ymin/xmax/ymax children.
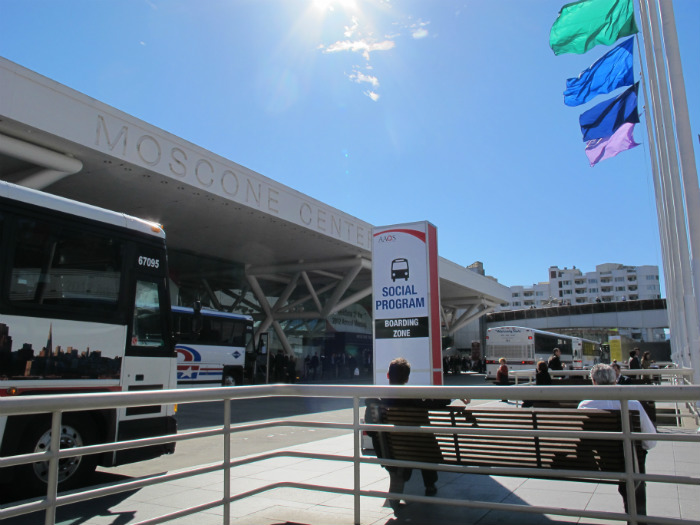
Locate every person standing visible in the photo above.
<box><xmin>640</xmin><ymin>351</ymin><xmax>653</xmax><ymax>369</ymax></box>
<box><xmin>629</xmin><ymin>348</ymin><xmax>641</xmax><ymax>370</ymax></box>
<box><xmin>496</xmin><ymin>357</ymin><xmax>509</xmax><ymax>385</ymax></box>
<box><xmin>496</xmin><ymin>357</ymin><xmax>509</xmax><ymax>402</ymax></box>
<box><xmin>310</xmin><ymin>353</ymin><xmax>319</xmax><ymax>380</ymax></box>
<box><xmin>548</xmin><ymin>347</ymin><xmax>564</xmax><ymax>371</ymax></box>
<box><xmin>578</xmin><ymin>363</ymin><xmax>656</xmax><ymax>518</ymax></box>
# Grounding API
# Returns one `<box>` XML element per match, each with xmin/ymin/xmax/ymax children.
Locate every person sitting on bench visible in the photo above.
<box><xmin>366</xmin><ymin>357</ymin><xmax>455</xmax><ymax>512</ymax></box>
<box><xmin>578</xmin><ymin>363</ymin><xmax>656</xmax><ymax>518</ymax></box>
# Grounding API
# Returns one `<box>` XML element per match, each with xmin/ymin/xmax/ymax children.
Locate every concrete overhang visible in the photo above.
<box><xmin>0</xmin><ymin>57</ymin><xmax>510</xmax><ymax>313</ymax></box>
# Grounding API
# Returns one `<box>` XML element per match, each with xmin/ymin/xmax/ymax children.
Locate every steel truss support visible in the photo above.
<box><xmin>245</xmin><ymin>257</ymin><xmax>372</xmax><ymax>355</ymax></box>
<box><xmin>441</xmin><ymin>297</ymin><xmax>500</xmax><ymax>337</ymax></box>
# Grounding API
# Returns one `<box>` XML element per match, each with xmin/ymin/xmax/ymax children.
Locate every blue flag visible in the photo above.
<box><xmin>565</xmin><ymin>38</ymin><xmax>634</xmax><ymax>107</ymax></box>
<box><xmin>579</xmin><ymin>82</ymin><xmax>639</xmax><ymax>141</ymax></box>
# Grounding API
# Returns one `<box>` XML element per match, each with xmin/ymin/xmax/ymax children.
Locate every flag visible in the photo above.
<box><xmin>585</xmin><ymin>122</ymin><xmax>639</xmax><ymax>166</ymax></box>
<box><xmin>564</xmin><ymin>38</ymin><xmax>634</xmax><ymax>106</ymax></box>
<box><xmin>550</xmin><ymin>0</ymin><xmax>639</xmax><ymax>56</ymax></box>
<box><xmin>579</xmin><ymin>82</ymin><xmax>639</xmax><ymax>141</ymax></box>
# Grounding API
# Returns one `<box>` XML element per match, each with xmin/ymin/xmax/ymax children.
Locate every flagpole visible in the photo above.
<box><xmin>642</xmin><ymin>0</ymin><xmax>700</xmax><ymax>380</ymax></box>
<box><xmin>658</xmin><ymin>0</ymin><xmax>700</xmax><ymax>385</ymax></box>
<box><xmin>639</xmin><ymin>75</ymin><xmax>680</xmax><ymax>360</ymax></box>
<box><xmin>649</xmin><ymin>0</ymin><xmax>700</xmax><ymax>373</ymax></box>
<box><xmin>638</xmin><ymin>0</ymin><xmax>691</xmax><ymax>369</ymax></box>
<box><xmin>636</xmin><ymin>35</ymin><xmax>682</xmax><ymax>362</ymax></box>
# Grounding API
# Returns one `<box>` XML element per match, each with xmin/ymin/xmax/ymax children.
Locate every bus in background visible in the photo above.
<box><xmin>485</xmin><ymin>326</ymin><xmax>584</xmax><ymax>379</ymax></box>
<box><xmin>172</xmin><ymin>305</ymin><xmax>254</xmax><ymax>387</ymax></box>
<box><xmin>0</xmin><ymin>181</ymin><xmax>176</xmax><ymax>492</ymax></box>
<box><xmin>579</xmin><ymin>337</ymin><xmax>605</xmax><ymax>368</ymax></box>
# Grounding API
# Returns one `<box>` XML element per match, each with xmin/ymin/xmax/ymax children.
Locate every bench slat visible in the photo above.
<box><xmin>371</xmin><ymin>404</ymin><xmax>643</xmax><ymax>482</ymax></box>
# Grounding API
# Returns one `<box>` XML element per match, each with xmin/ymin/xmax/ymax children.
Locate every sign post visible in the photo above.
<box><xmin>372</xmin><ymin>221</ymin><xmax>442</xmax><ymax>385</ymax></box>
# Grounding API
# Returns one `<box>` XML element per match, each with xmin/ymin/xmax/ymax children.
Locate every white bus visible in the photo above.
<box><xmin>485</xmin><ymin>326</ymin><xmax>599</xmax><ymax>379</ymax></box>
<box><xmin>0</xmin><ymin>181</ymin><xmax>177</xmax><ymax>492</ymax></box>
<box><xmin>172</xmin><ymin>305</ymin><xmax>254</xmax><ymax>387</ymax></box>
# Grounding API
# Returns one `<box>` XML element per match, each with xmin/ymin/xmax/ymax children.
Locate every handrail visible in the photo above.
<box><xmin>511</xmin><ymin>366</ymin><xmax>694</xmax><ymax>384</ymax></box>
<box><xmin>0</xmin><ymin>383</ymin><xmax>698</xmax><ymax>525</ymax></box>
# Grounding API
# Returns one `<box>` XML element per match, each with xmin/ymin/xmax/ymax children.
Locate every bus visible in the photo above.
<box><xmin>0</xmin><ymin>181</ymin><xmax>176</xmax><ymax>492</ymax></box>
<box><xmin>484</xmin><ymin>326</ymin><xmax>600</xmax><ymax>379</ymax></box>
<box><xmin>580</xmin><ymin>337</ymin><xmax>606</xmax><ymax>368</ymax></box>
<box><xmin>172</xmin><ymin>305</ymin><xmax>254</xmax><ymax>387</ymax></box>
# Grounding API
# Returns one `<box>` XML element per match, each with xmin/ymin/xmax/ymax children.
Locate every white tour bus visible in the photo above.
<box><xmin>172</xmin><ymin>305</ymin><xmax>254</xmax><ymax>387</ymax></box>
<box><xmin>0</xmin><ymin>181</ymin><xmax>177</xmax><ymax>492</ymax></box>
<box><xmin>485</xmin><ymin>326</ymin><xmax>599</xmax><ymax>379</ymax></box>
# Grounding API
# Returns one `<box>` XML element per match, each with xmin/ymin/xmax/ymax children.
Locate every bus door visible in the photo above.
<box><xmin>118</xmin><ymin>245</ymin><xmax>176</xmax><ymax>454</ymax></box>
<box><xmin>572</xmin><ymin>344</ymin><xmax>582</xmax><ymax>369</ymax></box>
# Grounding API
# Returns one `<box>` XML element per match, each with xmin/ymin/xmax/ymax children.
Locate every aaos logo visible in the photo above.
<box><xmin>377</xmin><ymin>234</ymin><xmax>397</xmax><ymax>243</ymax></box>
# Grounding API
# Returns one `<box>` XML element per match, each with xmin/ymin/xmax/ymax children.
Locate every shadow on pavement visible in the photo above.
<box><xmin>0</xmin><ymin>472</ymin><xmax>139</xmax><ymax>525</ymax></box>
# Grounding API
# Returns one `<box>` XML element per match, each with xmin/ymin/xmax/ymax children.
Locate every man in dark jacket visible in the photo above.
<box><xmin>548</xmin><ymin>347</ymin><xmax>564</xmax><ymax>371</ymax></box>
<box><xmin>612</xmin><ymin>362</ymin><xmax>631</xmax><ymax>384</ymax></box>
<box><xmin>629</xmin><ymin>348</ymin><xmax>641</xmax><ymax>369</ymax></box>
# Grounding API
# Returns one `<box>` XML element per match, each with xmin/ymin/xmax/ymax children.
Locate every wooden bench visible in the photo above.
<box><xmin>366</xmin><ymin>403</ymin><xmax>645</xmax><ymax>509</ymax></box>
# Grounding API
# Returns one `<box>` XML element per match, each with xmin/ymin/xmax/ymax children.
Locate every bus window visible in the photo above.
<box><xmin>131</xmin><ymin>280</ymin><xmax>164</xmax><ymax>348</ymax></box>
<box><xmin>10</xmin><ymin>218</ymin><xmax>122</xmax><ymax>311</ymax></box>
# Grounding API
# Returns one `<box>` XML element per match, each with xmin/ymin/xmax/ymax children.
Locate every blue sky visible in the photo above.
<box><xmin>1</xmin><ymin>0</ymin><xmax>698</xmax><ymax>292</ymax></box>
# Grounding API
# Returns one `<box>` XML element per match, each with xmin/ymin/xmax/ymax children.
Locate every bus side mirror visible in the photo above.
<box><xmin>192</xmin><ymin>301</ymin><xmax>203</xmax><ymax>336</ymax></box>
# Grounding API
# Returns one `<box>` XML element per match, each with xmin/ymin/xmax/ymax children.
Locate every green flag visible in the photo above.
<box><xmin>550</xmin><ymin>0</ymin><xmax>638</xmax><ymax>56</ymax></box>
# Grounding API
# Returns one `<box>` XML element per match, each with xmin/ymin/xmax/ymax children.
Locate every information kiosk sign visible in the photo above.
<box><xmin>372</xmin><ymin>221</ymin><xmax>442</xmax><ymax>385</ymax></box>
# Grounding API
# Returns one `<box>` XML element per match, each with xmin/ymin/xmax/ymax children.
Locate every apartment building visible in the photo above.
<box><xmin>506</xmin><ymin>263</ymin><xmax>661</xmax><ymax>310</ymax></box>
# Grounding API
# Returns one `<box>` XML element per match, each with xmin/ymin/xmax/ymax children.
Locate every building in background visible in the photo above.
<box><xmin>452</xmin><ymin>262</ymin><xmax>666</xmax><ymax>354</ymax></box>
<box><xmin>505</xmin><ymin>263</ymin><xmax>661</xmax><ymax>310</ymax></box>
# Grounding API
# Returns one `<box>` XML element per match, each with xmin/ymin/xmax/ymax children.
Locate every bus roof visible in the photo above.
<box><xmin>0</xmin><ymin>180</ymin><xmax>165</xmax><ymax>239</ymax></box>
<box><xmin>487</xmin><ymin>326</ymin><xmax>601</xmax><ymax>343</ymax></box>
<box><xmin>172</xmin><ymin>305</ymin><xmax>253</xmax><ymax>322</ymax></box>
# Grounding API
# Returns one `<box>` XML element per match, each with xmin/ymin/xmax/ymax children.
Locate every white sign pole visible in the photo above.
<box><xmin>372</xmin><ymin>221</ymin><xmax>442</xmax><ymax>385</ymax></box>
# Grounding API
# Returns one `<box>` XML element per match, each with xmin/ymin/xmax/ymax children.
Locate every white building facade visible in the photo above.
<box><xmin>505</xmin><ymin>263</ymin><xmax>661</xmax><ymax>311</ymax></box>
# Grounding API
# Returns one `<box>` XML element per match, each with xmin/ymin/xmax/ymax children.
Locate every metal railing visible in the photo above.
<box><xmin>511</xmin><ymin>366</ymin><xmax>699</xmax><ymax>425</ymax></box>
<box><xmin>0</xmin><ymin>383</ymin><xmax>699</xmax><ymax>525</ymax></box>
<box><xmin>511</xmin><ymin>365</ymin><xmax>693</xmax><ymax>385</ymax></box>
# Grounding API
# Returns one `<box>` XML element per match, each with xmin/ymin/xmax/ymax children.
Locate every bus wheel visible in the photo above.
<box><xmin>18</xmin><ymin>416</ymin><xmax>98</xmax><ymax>493</ymax></box>
<box><xmin>222</xmin><ymin>374</ymin><xmax>236</xmax><ymax>386</ymax></box>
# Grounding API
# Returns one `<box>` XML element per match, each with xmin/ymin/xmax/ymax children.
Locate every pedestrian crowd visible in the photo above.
<box><xmin>442</xmin><ymin>354</ymin><xmax>483</xmax><ymax>374</ymax></box>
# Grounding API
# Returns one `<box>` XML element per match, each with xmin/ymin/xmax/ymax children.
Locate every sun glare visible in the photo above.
<box><xmin>312</xmin><ymin>0</ymin><xmax>358</xmax><ymax>14</ymax></box>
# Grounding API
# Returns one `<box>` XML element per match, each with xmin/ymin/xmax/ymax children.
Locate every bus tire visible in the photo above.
<box><xmin>222</xmin><ymin>374</ymin><xmax>236</xmax><ymax>386</ymax></box>
<box><xmin>17</xmin><ymin>415</ymin><xmax>98</xmax><ymax>493</ymax></box>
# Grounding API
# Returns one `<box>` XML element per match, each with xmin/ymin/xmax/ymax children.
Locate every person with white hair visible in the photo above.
<box><xmin>578</xmin><ymin>363</ymin><xmax>656</xmax><ymax>518</ymax></box>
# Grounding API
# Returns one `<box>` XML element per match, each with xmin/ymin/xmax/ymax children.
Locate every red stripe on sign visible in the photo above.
<box><xmin>428</xmin><ymin>223</ymin><xmax>442</xmax><ymax>386</ymax></box>
<box><xmin>373</xmin><ymin>228</ymin><xmax>426</xmax><ymax>243</ymax></box>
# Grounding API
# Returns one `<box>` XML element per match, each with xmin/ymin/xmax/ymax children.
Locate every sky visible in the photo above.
<box><xmin>1</xmin><ymin>0</ymin><xmax>698</xmax><ymax>292</ymax></box>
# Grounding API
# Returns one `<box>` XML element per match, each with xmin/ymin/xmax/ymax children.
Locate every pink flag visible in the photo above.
<box><xmin>585</xmin><ymin>122</ymin><xmax>639</xmax><ymax>166</ymax></box>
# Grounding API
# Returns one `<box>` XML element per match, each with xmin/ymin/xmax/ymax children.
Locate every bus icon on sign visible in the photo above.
<box><xmin>391</xmin><ymin>258</ymin><xmax>409</xmax><ymax>281</ymax></box>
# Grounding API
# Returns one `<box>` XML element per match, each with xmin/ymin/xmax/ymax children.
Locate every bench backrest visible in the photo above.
<box><xmin>369</xmin><ymin>404</ymin><xmax>643</xmax><ymax>476</ymax></box>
